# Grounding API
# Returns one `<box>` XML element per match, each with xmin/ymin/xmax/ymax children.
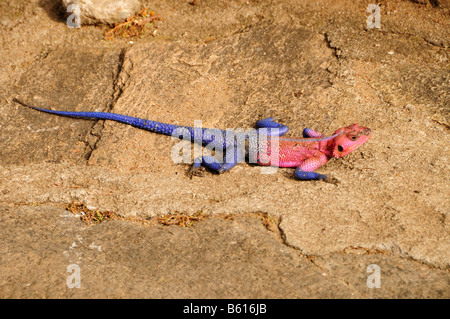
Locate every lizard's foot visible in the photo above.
<box><xmin>256</xmin><ymin>118</ymin><xmax>289</xmax><ymax>136</ymax></box>
<box><xmin>303</xmin><ymin>128</ymin><xmax>324</xmax><ymax>138</ymax></box>
<box><xmin>187</xmin><ymin>165</ymin><xmax>205</xmax><ymax>179</ymax></box>
<box><xmin>293</xmin><ymin>169</ymin><xmax>327</xmax><ymax>181</ymax></box>
<box><xmin>322</xmin><ymin>176</ymin><xmax>340</xmax><ymax>185</ymax></box>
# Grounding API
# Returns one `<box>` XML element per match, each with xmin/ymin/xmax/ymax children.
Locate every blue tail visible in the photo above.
<box><xmin>15</xmin><ymin>99</ymin><xmax>228</xmax><ymax>146</ymax></box>
<box><xmin>17</xmin><ymin>100</ymin><xmax>182</xmax><ymax>136</ymax></box>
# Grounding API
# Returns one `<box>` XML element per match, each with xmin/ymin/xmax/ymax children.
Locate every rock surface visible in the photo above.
<box><xmin>0</xmin><ymin>0</ymin><xmax>448</xmax><ymax>298</ymax></box>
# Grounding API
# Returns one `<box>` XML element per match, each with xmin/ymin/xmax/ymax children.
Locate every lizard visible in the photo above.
<box><xmin>14</xmin><ymin>98</ymin><xmax>371</xmax><ymax>182</ymax></box>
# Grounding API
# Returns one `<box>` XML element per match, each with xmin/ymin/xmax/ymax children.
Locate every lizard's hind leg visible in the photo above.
<box><xmin>189</xmin><ymin>147</ymin><xmax>244</xmax><ymax>177</ymax></box>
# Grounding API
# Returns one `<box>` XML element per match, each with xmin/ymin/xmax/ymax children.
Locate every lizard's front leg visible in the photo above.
<box><xmin>256</xmin><ymin>118</ymin><xmax>289</xmax><ymax>136</ymax></box>
<box><xmin>294</xmin><ymin>154</ymin><xmax>340</xmax><ymax>184</ymax></box>
<box><xmin>293</xmin><ymin>153</ymin><xmax>328</xmax><ymax>180</ymax></box>
<box><xmin>302</xmin><ymin>128</ymin><xmax>324</xmax><ymax>138</ymax></box>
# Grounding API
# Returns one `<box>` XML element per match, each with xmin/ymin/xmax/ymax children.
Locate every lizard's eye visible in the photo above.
<box><xmin>337</xmin><ymin>145</ymin><xmax>344</xmax><ymax>152</ymax></box>
<box><xmin>350</xmin><ymin>135</ymin><xmax>358</xmax><ymax>141</ymax></box>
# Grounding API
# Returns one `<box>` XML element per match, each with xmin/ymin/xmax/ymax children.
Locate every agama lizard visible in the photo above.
<box><xmin>14</xmin><ymin>98</ymin><xmax>371</xmax><ymax>181</ymax></box>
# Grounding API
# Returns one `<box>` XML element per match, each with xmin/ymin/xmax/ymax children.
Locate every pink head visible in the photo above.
<box><xmin>329</xmin><ymin>124</ymin><xmax>371</xmax><ymax>158</ymax></box>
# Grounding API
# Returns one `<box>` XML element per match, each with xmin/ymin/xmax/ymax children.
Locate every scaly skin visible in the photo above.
<box><xmin>14</xmin><ymin>99</ymin><xmax>371</xmax><ymax>181</ymax></box>
<box><xmin>257</xmin><ymin>124</ymin><xmax>371</xmax><ymax>180</ymax></box>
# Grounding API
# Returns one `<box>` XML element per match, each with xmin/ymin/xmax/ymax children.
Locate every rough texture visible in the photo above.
<box><xmin>0</xmin><ymin>205</ymin><xmax>448</xmax><ymax>298</ymax></box>
<box><xmin>0</xmin><ymin>0</ymin><xmax>449</xmax><ymax>298</ymax></box>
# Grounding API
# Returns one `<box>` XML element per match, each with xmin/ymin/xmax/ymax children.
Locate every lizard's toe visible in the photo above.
<box><xmin>322</xmin><ymin>176</ymin><xmax>340</xmax><ymax>185</ymax></box>
<box><xmin>187</xmin><ymin>165</ymin><xmax>205</xmax><ymax>179</ymax></box>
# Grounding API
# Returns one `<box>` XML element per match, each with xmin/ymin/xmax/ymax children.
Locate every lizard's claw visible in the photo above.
<box><xmin>187</xmin><ymin>165</ymin><xmax>205</xmax><ymax>179</ymax></box>
<box><xmin>323</xmin><ymin>176</ymin><xmax>340</xmax><ymax>185</ymax></box>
